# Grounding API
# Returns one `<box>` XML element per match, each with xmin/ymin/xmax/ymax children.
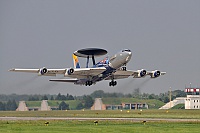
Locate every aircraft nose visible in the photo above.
<box><xmin>126</xmin><ymin>51</ymin><xmax>132</xmax><ymax>57</ymax></box>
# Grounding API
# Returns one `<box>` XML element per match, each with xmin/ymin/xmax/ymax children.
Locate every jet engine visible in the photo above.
<box><xmin>136</xmin><ymin>69</ymin><xmax>147</xmax><ymax>78</ymax></box>
<box><xmin>65</xmin><ymin>68</ymin><xmax>74</xmax><ymax>76</ymax></box>
<box><xmin>151</xmin><ymin>70</ymin><xmax>161</xmax><ymax>78</ymax></box>
<box><xmin>39</xmin><ymin>67</ymin><xmax>48</xmax><ymax>75</ymax></box>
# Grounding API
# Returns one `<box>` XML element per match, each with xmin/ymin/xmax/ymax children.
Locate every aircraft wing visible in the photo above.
<box><xmin>9</xmin><ymin>68</ymin><xmax>66</xmax><ymax>76</ymax></box>
<box><xmin>9</xmin><ymin>68</ymin><xmax>40</xmax><ymax>73</ymax></box>
<box><xmin>147</xmin><ymin>71</ymin><xmax>166</xmax><ymax>78</ymax></box>
<box><xmin>72</xmin><ymin>67</ymin><xmax>106</xmax><ymax>76</ymax></box>
<box><xmin>106</xmin><ymin>69</ymin><xmax>166</xmax><ymax>80</ymax></box>
<box><xmin>9</xmin><ymin>67</ymin><xmax>107</xmax><ymax>77</ymax></box>
<box><xmin>105</xmin><ymin>70</ymin><xmax>133</xmax><ymax>80</ymax></box>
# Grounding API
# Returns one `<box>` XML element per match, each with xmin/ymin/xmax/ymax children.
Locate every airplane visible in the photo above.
<box><xmin>9</xmin><ymin>48</ymin><xmax>166</xmax><ymax>86</ymax></box>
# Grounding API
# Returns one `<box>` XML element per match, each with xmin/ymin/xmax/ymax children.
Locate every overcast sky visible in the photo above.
<box><xmin>1</xmin><ymin>0</ymin><xmax>200</xmax><ymax>96</ymax></box>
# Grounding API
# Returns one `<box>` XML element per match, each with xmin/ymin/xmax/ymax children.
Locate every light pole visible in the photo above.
<box><xmin>169</xmin><ymin>87</ymin><xmax>172</xmax><ymax>108</ymax></box>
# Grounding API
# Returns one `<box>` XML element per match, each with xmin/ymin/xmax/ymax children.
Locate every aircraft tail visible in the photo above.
<box><xmin>95</xmin><ymin>57</ymin><xmax>109</xmax><ymax>67</ymax></box>
<box><xmin>73</xmin><ymin>54</ymin><xmax>81</xmax><ymax>68</ymax></box>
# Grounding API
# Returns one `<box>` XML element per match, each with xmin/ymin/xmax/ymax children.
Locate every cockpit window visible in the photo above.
<box><xmin>122</xmin><ymin>49</ymin><xmax>131</xmax><ymax>52</ymax></box>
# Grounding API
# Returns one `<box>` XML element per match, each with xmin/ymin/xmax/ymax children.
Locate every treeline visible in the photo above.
<box><xmin>134</xmin><ymin>89</ymin><xmax>187</xmax><ymax>103</ymax></box>
<box><xmin>0</xmin><ymin>93</ymin><xmax>75</xmax><ymax>102</ymax></box>
<box><xmin>58</xmin><ymin>95</ymin><xmax>94</xmax><ymax>110</ymax></box>
<box><xmin>0</xmin><ymin>93</ymin><xmax>93</xmax><ymax>111</ymax></box>
<box><xmin>0</xmin><ymin>100</ymin><xmax>17</xmax><ymax>111</ymax></box>
<box><xmin>90</xmin><ymin>89</ymin><xmax>186</xmax><ymax>103</ymax></box>
<box><xmin>0</xmin><ymin>90</ymin><xmax>186</xmax><ymax>103</ymax></box>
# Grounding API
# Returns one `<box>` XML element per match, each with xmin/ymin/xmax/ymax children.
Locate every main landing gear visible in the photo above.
<box><xmin>85</xmin><ymin>81</ymin><xmax>93</xmax><ymax>86</ymax></box>
<box><xmin>122</xmin><ymin>66</ymin><xmax>126</xmax><ymax>71</ymax></box>
<box><xmin>109</xmin><ymin>80</ymin><xmax>117</xmax><ymax>86</ymax></box>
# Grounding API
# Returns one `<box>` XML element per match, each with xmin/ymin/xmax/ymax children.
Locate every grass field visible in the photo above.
<box><xmin>0</xmin><ymin>110</ymin><xmax>200</xmax><ymax>119</ymax></box>
<box><xmin>0</xmin><ymin>110</ymin><xmax>200</xmax><ymax>132</ymax></box>
<box><xmin>0</xmin><ymin>120</ymin><xmax>199</xmax><ymax>133</ymax></box>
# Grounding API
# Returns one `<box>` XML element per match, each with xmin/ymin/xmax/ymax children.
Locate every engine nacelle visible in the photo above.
<box><xmin>137</xmin><ymin>69</ymin><xmax>147</xmax><ymax>78</ymax></box>
<box><xmin>151</xmin><ymin>70</ymin><xmax>161</xmax><ymax>78</ymax></box>
<box><xmin>39</xmin><ymin>67</ymin><xmax>48</xmax><ymax>75</ymax></box>
<box><xmin>65</xmin><ymin>68</ymin><xmax>74</xmax><ymax>76</ymax></box>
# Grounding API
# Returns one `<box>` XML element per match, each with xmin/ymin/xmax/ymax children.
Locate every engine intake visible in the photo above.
<box><xmin>135</xmin><ymin>69</ymin><xmax>147</xmax><ymax>78</ymax></box>
<box><xmin>140</xmin><ymin>69</ymin><xmax>147</xmax><ymax>77</ymax></box>
<box><xmin>40</xmin><ymin>67</ymin><xmax>48</xmax><ymax>75</ymax></box>
<box><xmin>67</xmin><ymin>68</ymin><xmax>74</xmax><ymax>75</ymax></box>
<box><xmin>151</xmin><ymin>70</ymin><xmax>161</xmax><ymax>78</ymax></box>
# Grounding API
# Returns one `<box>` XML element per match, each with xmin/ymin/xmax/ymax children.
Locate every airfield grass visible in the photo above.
<box><xmin>0</xmin><ymin>110</ymin><xmax>200</xmax><ymax>132</ymax></box>
<box><xmin>0</xmin><ymin>120</ymin><xmax>199</xmax><ymax>133</ymax></box>
<box><xmin>0</xmin><ymin>110</ymin><xmax>200</xmax><ymax>119</ymax></box>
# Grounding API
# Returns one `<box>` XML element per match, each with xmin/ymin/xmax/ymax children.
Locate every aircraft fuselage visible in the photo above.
<box><xmin>76</xmin><ymin>49</ymin><xmax>132</xmax><ymax>86</ymax></box>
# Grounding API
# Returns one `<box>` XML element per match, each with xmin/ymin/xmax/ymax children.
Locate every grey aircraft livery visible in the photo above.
<box><xmin>9</xmin><ymin>48</ymin><xmax>166</xmax><ymax>86</ymax></box>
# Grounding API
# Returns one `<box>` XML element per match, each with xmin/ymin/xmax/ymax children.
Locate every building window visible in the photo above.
<box><xmin>197</xmin><ymin>100</ymin><xmax>198</xmax><ymax>102</ymax></box>
<box><xmin>194</xmin><ymin>100</ymin><xmax>195</xmax><ymax>103</ymax></box>
<box><xmin>194</xmin><ymin>106</ymin><xmax>195</xmax><ymax>108</ymax></box>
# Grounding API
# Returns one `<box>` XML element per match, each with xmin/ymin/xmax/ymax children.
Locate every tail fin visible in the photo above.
<box><xmin>73</xmin><ymin>54</ymin><xmax>81</xmax><ymax>68</ymax></box>
<box><xmin>95</xmin><ymin>57</ymin><xmax>109</xmax><ymax>67</ymax></box>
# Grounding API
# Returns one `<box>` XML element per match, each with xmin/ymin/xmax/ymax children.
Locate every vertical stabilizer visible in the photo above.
<box><xmin>73</xmin><ymin>54</ymin><xmax>81</xmax><ymax>68</ymax></box>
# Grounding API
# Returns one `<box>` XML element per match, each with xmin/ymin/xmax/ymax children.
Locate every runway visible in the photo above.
<box><xmin>0</xmin><ymin>117</ymin><xmax>200</xmax><ymax>122</ymax></box>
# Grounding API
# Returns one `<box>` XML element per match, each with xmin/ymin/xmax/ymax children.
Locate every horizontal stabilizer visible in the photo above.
<box><xmin>49</xmin><ymin>79</ymin><xmax>78</xmax><ymax>83</ymax></box>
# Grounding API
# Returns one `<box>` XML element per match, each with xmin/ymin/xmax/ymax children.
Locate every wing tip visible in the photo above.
<box><xmin>161</xmin><ymin>72</ymin><xmax>166</xmax><ymax>75</ymax></box>
<box><xmin>8</xmin><ymin>68</ymin><xmax>15</xmax><ymax>71</ymax></box>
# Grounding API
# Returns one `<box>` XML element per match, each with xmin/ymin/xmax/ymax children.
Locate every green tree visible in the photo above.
<box><xmin>55</xmin><ymin>93</ymin><xmax>62</xmax><ymax>100</ymax></box>
<box><xmin>174</xmin><ymin>90</ymin><xmax>186</xmax><ymax>97</ymax></box>
<box><xmin>41</xmin><ymin>95</ymin><xmax>48</xmax><ymax>100</ymax></box>
<box><xmin>0</xmin><ymin>102</ymin><xmax>5</xmax><ymax>111</ymax></box>
<box><xmin>148</xmin><ymin>94</ymin><xmax>155</xmax><ymax>99</ymax></box>
<box><xmin>6</xmin><ymin>100</ymin><xmax>17</xmax><ymax>111</ymax></box>
<box><xmin>68</xmin><ymin>95</ymin><xmax>74</xmax><ymax>100</ymax></box>
<box><xmin>91</xmin><ymin>90</ymin><xmax>105</xmax><ymax>98</ymax></box>
<box><xmin>50</xmin><ymin>96</ymin><xmax>54</xmax><ymax>100</ymax></box>
<box><xmin>76</xmin><ymin>102</ymin><xmax>84</xmax><ymax>110</ymax></box>
<box><xmin>59</xmin><ymin>101</ymin><xmax>69</xmax><ymax>110</ymax></box>
<box><xmin>28</xmin><ymin>95</ymin><xmax>40</xmax><ymax>101</ymax></box>
<box><xmin>163</xmin><ymin>96</ymin><xmax>169</xmax><ymax>103</ymax></box>
<box><xmin>132</xmin><ymin>88</ymin><xmax>141</xmax><ymax>98</ymax></box>
<box><xmin>61</xmin><ymin>95</ymin><xmax>67</xmax><ymax>100</ymax></box>
<box><xmin>83</xmin><ymin>95</ymin><xmax>94</xmax><ymax>109</ymax></box>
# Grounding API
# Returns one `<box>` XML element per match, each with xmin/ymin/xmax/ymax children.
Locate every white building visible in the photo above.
<box><xmin>159</xmin><ymin>88</ymin><xmax>200</xmax><ymax>110</ymax></box>
<box><xmin>185</xmin><ymin>95</ymin><xmax>200</xmax><ymax>109</ymax></box>
<box><xmin>16</xmin><ymin>101</ymin><xmax>29</xmax><ymax>111</ymax></box>
<box><xmin>40</xmin><ymin>100</ymin><xmax>51</xmax><ymax>111</ymax></box>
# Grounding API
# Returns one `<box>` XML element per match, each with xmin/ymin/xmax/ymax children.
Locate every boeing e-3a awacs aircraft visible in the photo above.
<box><xmin>9</xmin><ymin>48</ymin><xmax>166</xmax><ymax>86</ymax></box>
